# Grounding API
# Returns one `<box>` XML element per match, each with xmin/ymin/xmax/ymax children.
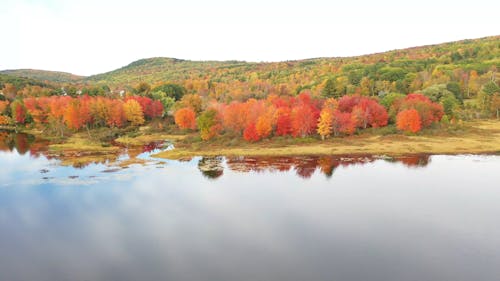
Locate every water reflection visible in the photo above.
<box><xmin>1</xmin><ymin>130</ymin><xmax>433</xmax><ymax>180</ymax></box>
<box><xmin>198</xmin><ymin>156</ymin><xmax>224</xmax><ymax>179</ymax></box>
<box><xmin>1</xmin><ymin>151</ymin><xmax>500</xmax><ymax>281</ymax></box>
<box><xmin>197</xmin><ymin>154</ymin><xmax>432</xmax><ymax>180</ymax></box>
<box><xmin>0</xmin><ymin>130</ymin><xmax>39</xmax><ymax>155</ymax></box>
<box><xmin>0</xmin><ymin>130</ymin><xmax>169</xmax><ymax>168</ymax></box>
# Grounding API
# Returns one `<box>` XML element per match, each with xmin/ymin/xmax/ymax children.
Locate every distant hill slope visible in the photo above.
<box><xmin>86</xmin><ymin>57</ymin><xmax>250</xmax><ymax>85</ymax></box>
<box><xmin>2</xmin><ymin>36</ymin><xmax>499</xmax><ymax>97</ymax></box>
<box><xmin>84</xmin><ymin>36</ymin><xmax>499</xmax><ymax>91</ymax></box>
<box><xmin>0</xmin><ymin>73</ymin><xmax>53</xmax><ymax>89</ymax></box>
<box><xmin>0</xmin><ymin>69</ymin><xmax>84</xmax><ymax>83</ymax></box>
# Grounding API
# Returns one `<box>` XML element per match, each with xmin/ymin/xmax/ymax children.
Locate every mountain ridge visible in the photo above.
<box><xmin>1</xmin><ymin>35</ymin><xmax>499</xmax><ymax>88</ymax></box>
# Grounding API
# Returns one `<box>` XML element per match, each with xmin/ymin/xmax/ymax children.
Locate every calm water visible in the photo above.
<box><xmin>1</xmin><ymin>132</ymin><xmax>500</xmax><ymax>281</ymax></box>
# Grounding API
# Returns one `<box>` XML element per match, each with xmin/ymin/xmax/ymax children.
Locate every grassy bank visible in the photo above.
<box><xmin>153</xmin><ymin>120</ymin><xmax>500</xmax><ymax>159</ymax></box>
<box><xmin>115</xmin><ymin>133</ymin><xmax>185</xmax><ymax>146</ymax></box>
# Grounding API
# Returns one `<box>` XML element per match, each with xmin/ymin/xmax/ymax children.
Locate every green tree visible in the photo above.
<box><xmin>196</xmin><ymin>109</ymin><xmax>221</xmax><ymax>140</ymax></box>
<box><xmin>321</xmin><ymin>78</ymin><xmax>338</xmax><ymax>98</ymax></box>
<box><xmin>422</xmin><ymin>84</ymin><xmax>454</xmax><ymax>102</ymax></box>
<box><xmin>446</xmin><ymin>82</ymin><xmax>463</xmax><ymax>103</ymax></box>
<box><xmin>152</xmin><ymin>84</ymin><xmax>186</xmax><ymax>101</ymax></box>
<box><xmin>151</xmin><ymin>91</ymin><xmax>175</xmax><ymax>116</ymax></box>
<box><xmin>380</xmin><ymin>92</ymin><xmax>405</xmax><ymax>110</ymax></box>
<box><xmin>478</xmin><ymin>81</ymin><xmax>500</xmax><ymax>114</ymax></box>
<box><xmin>440</xmin><ymin>94</ymin><xmax>459</xmax><ymax>118</ymax></box>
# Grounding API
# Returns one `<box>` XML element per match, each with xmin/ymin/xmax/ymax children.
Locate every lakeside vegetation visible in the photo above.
<box><xmin>154</xmin><ymin>120</ymin><xmax>500</xmax><ymax>159</ymax></box>
<box><xmin>0</xmin><ymin>36</ymin><xmax>499</xmax><ymax>158</ymax></box>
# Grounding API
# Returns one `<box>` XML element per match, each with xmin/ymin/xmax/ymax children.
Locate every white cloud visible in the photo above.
<box><xmin>0</xmin><ymin>0</ymin><xmax>498</xmax><ymax>75</ymax></box>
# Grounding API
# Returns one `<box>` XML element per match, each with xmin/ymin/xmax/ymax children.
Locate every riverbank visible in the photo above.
<box><xmin>153</xmin><ymin>120</ymin><xmax>500</xmax><ymax>159</ymax></box>
<box><xmin>8</xmin><ymin>120</ymin><xmax>500</xmax><ymax>161</ymax></box>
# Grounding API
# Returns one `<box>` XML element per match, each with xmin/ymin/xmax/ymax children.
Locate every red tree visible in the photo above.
<box><xmin>275</xmin><ymin>107</ymin><xmax>292</xmax><ymax>136</ymax></box>
<box><xmin>11</xmin><ymin>101</ymin><xmax>26</xmax><ymax>124</ymax></box>
<box><xmin>394</xmin><ymin>93</ymin><xmax>444</xmax><ymax>128</ymax></box>
<box><xmin>396</xmin><ymin>109</ymin><xmax>422</xmax><ymax>133</ymax></box>
<box><xmin>106</xmin><ymin>99</ymin><xmax>125</xmax><ymax>128</ymax></box>
<box><xmin>222</xmin><ymin>102</ymin><xmax>248</xmax><ymax>134</ymax></box>
<box><xmin>332</xmin><ymin>110</ymin><xmax>356</xmax><ymax>136</ymax></box>
<box><xmin>243</xmin><ymin>122</ymin><xmax>260</xmax><ymax>142</ymax></box>
<box><xmin>174</xmin><ymin>107</ymin><xmax>197</xmax><ymax>130</ymax></box>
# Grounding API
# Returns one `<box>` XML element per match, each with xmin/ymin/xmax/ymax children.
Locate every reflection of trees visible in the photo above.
<box><xmin>318</xmin><ymin>157</ymin><xmax>339</xmax><ymax>178</ymax></box>
<box><xmin>1</xmin><ymin>130</ymin><xmax>433</xmax><ymax>176</ymax></box>
<box><xmin>198</xmin><ymin>156</ymin><xmax>224</xmax><ymax>179</ymax></box>
<box><xmin>395</xmin><ymin>155</ymin><xmax>431</xmax><ymax>167</ymax></box>
<box><xmin>0</xmin><ymin>131</ymin><xmax>35</xmax><ymax>154</ymax></box>
<box><xmin>294</xmin><ymin>157</ymin><xmax>318</xmax><ymax>179</ymax></box>
<box><xmin>226</xmin><ymin>154</ymin><xmax>431</xmax><ymax>179</ymax></box>
<box><xmin>15</xmin><ymin>134</ymin><xmax>31</xmax><ymax>155</ymax></box>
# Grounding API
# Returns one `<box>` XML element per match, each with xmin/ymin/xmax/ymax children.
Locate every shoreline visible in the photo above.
<box><xmin>5</xmin><ymin>121</ymin><xmax>500</xmax><ymax>160</ymax></box>
<box><xmin>153</xmin><ymin>120</ymin><xmax>500</xmax><ymax>159</ymax></box>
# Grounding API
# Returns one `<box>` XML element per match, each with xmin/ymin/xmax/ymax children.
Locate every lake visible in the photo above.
<box><xmin>1</xmin><ymin>131</ymin><xmax>500</xmax><ymax>281</ymax></box>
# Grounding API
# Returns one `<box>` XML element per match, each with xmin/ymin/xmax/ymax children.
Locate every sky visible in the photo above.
<box><xmin>1</xmin><ymin>0</ymin><xmax>499</xmax><ymax>76</ymax></box>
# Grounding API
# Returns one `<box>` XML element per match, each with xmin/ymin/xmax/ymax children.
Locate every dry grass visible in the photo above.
<box><xmin>49</xmin><ymin>134</ymin><xmax>119</xmax><ymax>153</ymax></box>
<box><xmin>154</xmin><ymin>120</ymin><xmax>500</xmax><ymax>159</ymax></box>
<box><xmin>115</xmin><ymin>133</ymin><xmax>186</xmax><ymax>146</ymax></box>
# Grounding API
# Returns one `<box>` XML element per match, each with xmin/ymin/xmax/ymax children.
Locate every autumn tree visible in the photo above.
<box><xmin>24</xmin><ymin>97</ymin><xmax>51</xmax><ymax>124</ymax></box>
<box><xmin>126</xmin><ymin>96</ymin><xmax>162</xmax><ymax>119</ymax></box>
<box><xmin>0</xmin><ymin>100</ymin><xmax>9</xmax><ymax>114</ymax></box>
<box><xmin>337</xmin><ymin>95</ymin><xmax>388</xmax><ymax>128</ymax></box>
<box><xmin>174</xmin><ymin>107</ymin><xmax>197</xmax><ymax>130</ymax></box>
<box><xmin>2</xmin><ymin>83</ymin><xmax>17</xmax><ymax>101</ymax></box>
<box><xmin>197</xmin><ymin>109</ymin><xmax>222</xmax><ymax>140</ymax></box>
<box><xmin>123</xmin><ymin>99</ymin><xmax>145</xmax><ymax>126</ymax></box>
<box><xmin>243</xmin><ymin>122</ymin><xmax>260</xmax><ymax>142</ymax></box>
<box><xmin>290</xmin><ymin>93</ymin><xmax>320</xmax><ymax>137</ymax></box>
<box><xmin>151</xmin><ymin>91</ymin><xmax>175</xmax><ymax>116</ymax></box>
<box><xmin>291</xmin><ymin>104</ymin><xmax>316</xmax><ymax>137</ymax></box>
<box><xmin>178</xmin><ymin>94</ymin><xmax>203</xmax><ymax>113</ymax></box>
<box><xmin>331</xmin><ymin>110</ymin><xmax>355</xmax><ymax>136</ymax></box>
<box><xmin>222</xmin><ymin>102</ymin><xmax>248</xmax><ymax>135</ymax></box>
<box><xmin>106</xmin><ymin>99</ymin><xmax>126</xmax><ymax>128</ymax></box>
<box><xmin>317</xmin><ymin>108</ymin><xmax>333</xmax><ymax>140</ymax></box>
<box><xmin>275</xmin><ymin>107</ymin><xmax>292</xmax><ymax>136</ymax></box>
<box><xmin>391</xmin><ymin>93</ymin><xmax>444</xmax><ymax>129</ymax></box>
<box><xmin>10</xmin><ymin>100</ymin><xmax>26</xmax><ymax>125</ymax></box>
<box><xmin>0</xmin><ymin>100</ymin><xmax>9</xmax><ymax>125</ymax></box>
<box><xmin>135</xmin><ymin>82</ymin><xmax>151</xmax><ymax>95</ymax></box>
<box><xmin>64</xmin><ymin>100</ymin><xmax>84</xmax><ymax>130</ymax></box>
<box><xmin>396</xmin><ymin>109</ymin><xmax>422</xmax><ymax>133</ymax></box>
<box><xmin>255</xmin><ymin>115</ymin><xmax>273</xmax><ymax>139</ymax></box>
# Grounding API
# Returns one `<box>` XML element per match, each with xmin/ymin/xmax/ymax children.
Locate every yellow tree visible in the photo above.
<box><xmin>123</xmin><ymin>99</ymin><xmax>145</xmax><ymax>126</ymax></box>
<box><xmin>255</xmin><ymin>115</ymin><xmax>272</xmax><ymax>139</ymax></box>
<box><xmin>317</xmin><ymin>108</ymin><xmax>333</xmax><ymax>140</ymax></box>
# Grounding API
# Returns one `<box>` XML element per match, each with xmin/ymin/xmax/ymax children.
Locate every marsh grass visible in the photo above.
<box><xmin>154</xmin><ymin>120</ymin><xmax>500</xmax><ymax>159</ymax></box>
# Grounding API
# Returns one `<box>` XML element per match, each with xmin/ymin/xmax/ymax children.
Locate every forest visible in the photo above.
<box><xmin>0</xmin><ymin>36</ymin><xmax>499</xmax><ymax>144</ymax></box>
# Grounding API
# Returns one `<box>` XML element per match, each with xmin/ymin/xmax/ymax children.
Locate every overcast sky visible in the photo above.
<box><xmin>1</xmin><ymin>0</ymin><xmax>498</xmax><ymax>76</ymax></box>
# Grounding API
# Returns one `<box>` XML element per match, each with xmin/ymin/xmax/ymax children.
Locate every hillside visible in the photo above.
<box><xmin>81</xmin><ymin>35</ymin><xmax>500</xmax><ymax>101</ymax></box>
<box><xmin>86</xmin><ymin>57</ymin><xmax>249</xmax><ymax>85</ymax></box>
<box><xmin>0</xmin><ymin>73</ymin><xmax>53</xmax><ymax>90</ymax></box>
<box><xmin>0</xmin><ymin>69</ymin><xmax>84</xmax><ymax>83</ymax></box>
<box><xmin>1</xmin><ymin>35</ymin><xmax>499</xmax><ymax>101</ymax></box>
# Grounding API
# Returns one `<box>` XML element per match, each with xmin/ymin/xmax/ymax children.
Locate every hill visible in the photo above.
<box><xmin>86</xmin><ymin>57</ymin><xmax>248</xmax><ymax>85</ymax></box>
<box><xmin>82</xmin><ymin>35</ymin><xmax>499</xmax><ymax>100</ymax></box>
<box><xmin>0</xmin><ymin>69</ymin><xmax>84</xmax><ymax>83</ymax></box>
<box><xmin>2</xmin><ymin>35</ymin><xmax>499</xmax><ymax>101</ymax></box>
<box><xmin>0</xmin><ymin>73</ymin><xmax>53</xmax><ymax>90</ymax></box>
